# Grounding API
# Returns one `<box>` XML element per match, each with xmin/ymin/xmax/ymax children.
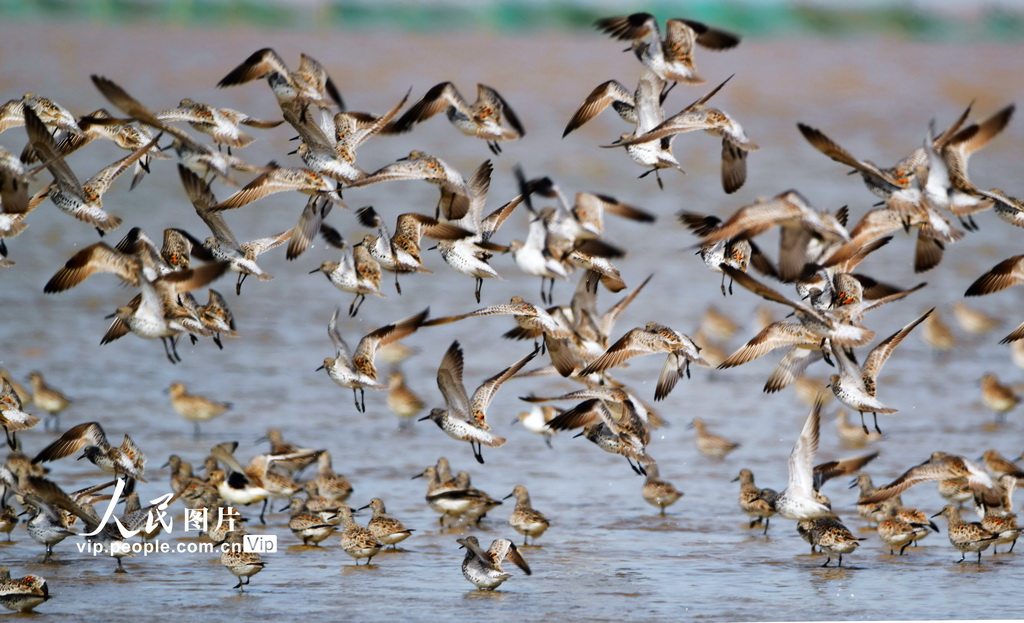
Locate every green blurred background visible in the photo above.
<box><xmin>2</xmin><ymin>0</ymin><xmax>1022</xmax><ymax>41</ymax></box>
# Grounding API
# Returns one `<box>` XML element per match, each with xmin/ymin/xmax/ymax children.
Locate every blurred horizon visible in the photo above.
<box><xmin>2</xmin><ymin>0</ymin><xmax>1023</xmax><ymax>41</ymax></box>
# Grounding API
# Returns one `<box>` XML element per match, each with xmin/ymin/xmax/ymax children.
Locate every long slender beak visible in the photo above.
<box><xmin>411</xmin><ymin>471</ymin><xmax>425</xmax><ymax>480</ymax></box>
<box><xmin>308</xmin><ymin>267</ymin><xmax>321</xmax><ymax>274</ymax></box>
<box><xmin>930</xmin><ymin>510</ymin><xmax>942</xmax><ymax>518</ymax></box>
<box><xmin>730</xmin><ymin>475</ymin><xmax>740</xmax><ymax>483</ymax></box>
<box><xmin>356</xmin><ymin>503</ymin><xmax>371</xmax><ymax>511</ymax></box>
<box><xmin>315</xmin><ymin>364</ymin><xmax>325</xmax><ymax>372</ymax></box>
<box><xmin>417</xmin><ymin>414</ymin><xmax>432</xmax><ymax>421</ymax></box>
<box><xmin>502</xmin><ymin>492</ymin><xmax>514</xmax><ymax>500</ymax></box>
<box><xmin>573</xmin><ymin>431</ymin><xmax>585</xmax><ymax>438</ymax></box>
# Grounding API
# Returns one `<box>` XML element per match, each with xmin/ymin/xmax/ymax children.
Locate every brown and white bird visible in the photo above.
<box><xmin>384</xmin><ymin>82</ymin><xmax>525</xmax><ymax>154</ymax></box>
<box><xmin>167</xmin><ymin>382</ymin><xmax>231</xmax><ymax>438</ymax></box>
<box><xmin>456</xmin><ymin>536</ymin><xmax>531</xmax><ymax>590</ymax></box>
<box><xmin>318</xmin><ymin>307</ymin><xmax>430</xmax><ymax>413</ymax></box>
<box><xmin>980</xmin><ymin>373</ymin><xmax>1020</xmax><ymax>423</ymax></box>
<box><xmin>504</xmin><ymin>485</ymin><xmax>550</xmax><ymax>545</ymax></box>
<box><xmin>33</xmin><ymin>421</ymin><xmax>146</xmax><ymax>482</ymax></box>
<box><xmin>578</xmin><ymin>322</ymin><xmax>710</xmax><ymax>400</ymax></box>
<box><xmin>688</xmin><ymin>418</ymin><xmax>740</xmax><ymax>459</ymax></box>
<box><xmin>641</xmin><ymin>462</ymin><xmax>683</xmax><ymax>515</ymax></box>
<box><xmin>217</xmin><ymin>47</ymin><xmax>344</xmax><ymax>113</ymax></box>
<box><xmin>595</xmin><ymin>13</ymin><xmax>740</xmax><ymax>86</ymax></box>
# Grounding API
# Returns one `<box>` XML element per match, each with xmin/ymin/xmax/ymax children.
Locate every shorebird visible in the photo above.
<box><xmin>420</xmin><ymin>341</ymin><xmax>538</xmax><ymax>464</ymax></box>
<box><xmin>641</xmin><ymin>462</ymin><xmax>683</xmax><ymax>515</ymax></box>
<box><xmin>336</xmin><ymin>506</ymin><xmax>382</xmax><ymax>565</ymax></box>
<box><xmin>434</xmin><ymin>161</ymin><xmax>521</xmax><ymax>302</ymax></box>
<box><xmin>0</xmin><ymin>92</ymin><xmax>81</xmax><ymax>135</ymax></box>
<box><xmin>514</xmin><ymin>404</ymin><xmax>559</xmax><ymax>448</ymax></box>
<box><xmin>599</xmin><ymin>69</ymin><xmax>679</xmax><ymax>188</ymax></box>
<box><xmin>384</xmin><ymin>82</ymin><xmax>525</xmax><ymax>154</ymax></box>
<box><xmin>33</xmin><ymin>421</ymin><xmax>146</xmax><ymax>482</ymax></box>
<box><xmin>21</xmin><ymin>476</ymin><xmax>131</xmax><ymax>571</ymax></box>
<box><xmin>834</xmin><ymin>409</ymin><xmax>883</xmax><ymax>447</ymax></box>
<box><xmin>284</xmin><ymin>497</ymin><xmax>335</xmax><ymax>546</ymax></box>
<box><xmin>386</xmin><ymin>369</ymin><xmax>425</xmax><ymax>428</ymax></box>
<box><xmin>858</xmin><ymin>452</ymin><xmax>994</xmax><ymax>505</ymax></box>
<box><xmin>318</xmin><ymin>306</ymin><xmax>429</xmax><ymax>413</ymax></box>
<box><xmin>209</xmin><ymin>441</ymin><xmax>313</xmax><ymax>522</ymax></box>
<box><xmin>355</xmin><ymin>205</ymin><xmax>472</xmax><ymax>293</ymax></box>
<box><xmin>310</xmin><ymin>231</ymin><xmax>385</xmax><ymax>317</ymax></box>
<box><xmin>155</xmin><ymin>97</ymin><xmax>282</xmax><ymax>150</ymax></box>
<box><xmin>346</xmin><ymin>150</ymin><xmax>473</xmax><ymax>220</ymax></box>
<box><xmin>932</xmin><ymin>504</ymin><xmax>998</xmax><ymax>563</ymax></box>
<box><xmin>504</xmin><ymin>485</ymin><xmax>550</xmax><ymax>545</ymax></box>
<box><xmin>456</xmin><ymin>536</ymin><xmax>531</xmax><ymax>590</ymax></box>
<box><xmin>607</xmin><ymin>75</ymin><xmax>757</xmax><ymax>193</ymax></box>
<box><xmin>733</xmin><ymin>468</ymin><xmax>777</xmax><ymax>534</ymax></box>
<box><xmin>541</xmin><ymin>388</ymin><xmax>657</xmax><ymax>475</ymax></box>
<box><xmin>360</xmin><ymin>498</ymin><xmax>414</xmax><ymax>549</ymax></box>
<box><xmin>217</xmin><ymin>530</ymin><xmax>266</xmax><ymax>589</ymax></box>
<box><xmin>827</xmin><ymin>308</ymin><xmax>933</xmax><ymax>434</ymax></box>
<box><xmin>423</xmin><ymin>295</ymin><xmax>572</xmax><ymax>348</ymax></box>
<box><xmin>207</xmin><ymin>163</ymin><xmax>340</xmax><ymax>212</ymax></box>
<box><xmin>765</xmin><ymin>400</ymin><xmax>832</xmax><ymax>521</ymax></box>
<box><xmin>798</xmin><ymin>514</ymin><xmax>864</xmax><ymax>567</ymax></box>
<box><xmin>595</xmin><ymin>13</ymin><xmax>741</xmax><ymax>86</ymax></box>
<box><xmin>24</xmin><ymin>106</ymin><xmax>158</xmax><ymax>234</ymax></box>
<box><xmin>0</xmin><ymin>566</ymin><xmax>50</xmax><ymax>613</ymax></box>
<box><xmin>980</xmin><ymin>373</ymin><xmax>1020</xmax><ymax>423</ymax></box>
<box><xmin>284</xmin><ymin>92</ymin><xmax>408</xmax><ymax>186</ymax></box>
<box><xmin>217</xmin><ymin>47</ymin><xmax>344</xmax><ymax>112</ymax></box>
<box><xmin>166</xmin><ymin>382</ymin><xmax>231</xmax><ymax>438</ymax></box>
<box><xmin>689</xmin><ymin>417</ymin><xmax>740</xmax><ymax>459</ymax></box>
<box><xmin>0</xmin><ymin>377</ymin><xmax>39</xmax><ymax>448</ymax></box>
<box><xmin>104</xmin><ymin>271</ymin><xmax>230</xmax><ymax>360</ymax></box>
<box><xmin>49</xmin><ymin>108</ymin><xmax>172</xmax><ymax>190</ymax></box>
<box><xmin>311</xmin><ymin>451</ymin><xmax>353</xmax><ymax>503</ymax></box>
<box><xmin>951</xmin><ymin>301</ymin><xmax>1000</xmax><ymax>335</ymax></box>
<box><xmin>563</xmin><ymin>79</ymin><xmax>637</xmax><ymax>137</ymax></box>
<box><xmin>90</xmin><ymin>74</ymin><xmax>268</xmax><ymax>185</ymax></box>
<box><xmin>578</xmin><ymin>321</ymin><xmax>709</xmax><ymax>400</ymax></box>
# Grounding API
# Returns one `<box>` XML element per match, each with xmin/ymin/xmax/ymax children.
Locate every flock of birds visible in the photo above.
<box><xmin>1</xmin><ymin>10</ymin><xmax>1024</xmax><ymax>609</ymax></box>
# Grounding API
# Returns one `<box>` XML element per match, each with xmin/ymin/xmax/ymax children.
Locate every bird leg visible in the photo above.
<box><xmin>259</xmin><ymin>498</ymin><xmax>268</xmax><ymax>524</ymax></box>
<box><xmin>474</xmin><ymin>278</ymin><xmax>483</xmax><ymax>304</ymax></box>
<box><xmin>236</xmin><ymin>273</ymin><xmax>247</xmax><ymax>295</ymax></box>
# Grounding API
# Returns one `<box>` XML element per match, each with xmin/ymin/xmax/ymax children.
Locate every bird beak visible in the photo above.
<box><xmin>315</xmin><ymin>364</ymin><xmax>325</xmax><ymax>372</ymax></box>
<box><xmin>573</xmin><ymin>431</ymin><xmax>585</xmax><ymax>438</ymax></box>
<box><xmin>308</xmin><ymin>267</ymin><xmax>321</xmax><ymax>274</ymax></box>
<box><xmin>730</xmin><ymin>475</ymin><xmax>740</xmax><ymax>483</ymax></box>
<box><xmin>356</xmin><ymin>503</ymin><xmax>370</xmax><ymax>511</ymax></box>
<box><xmin>417</xmin><ymin>414</ymin><xmax>432</xmax><ymax>422</ymax></box>
<box><xmin>502</xmin><ymin>492</ymin><xmax>514</xmax><ymax>500</ymax></box>
<box><xmin>411</xmin><ymin>471</ymin><xmax>425</xmax><ymax>480</ymax></box>
<box><xmin>929</xmin><ymin>510</ymin><xmax>942</xmax><ymax>518</ymax></box>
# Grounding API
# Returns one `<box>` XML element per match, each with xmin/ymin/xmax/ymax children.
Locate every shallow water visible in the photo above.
<box><xmin>1</xmin><ymin>21</ymin><xmax>1024</xmax><ymax>622</ymax></box>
